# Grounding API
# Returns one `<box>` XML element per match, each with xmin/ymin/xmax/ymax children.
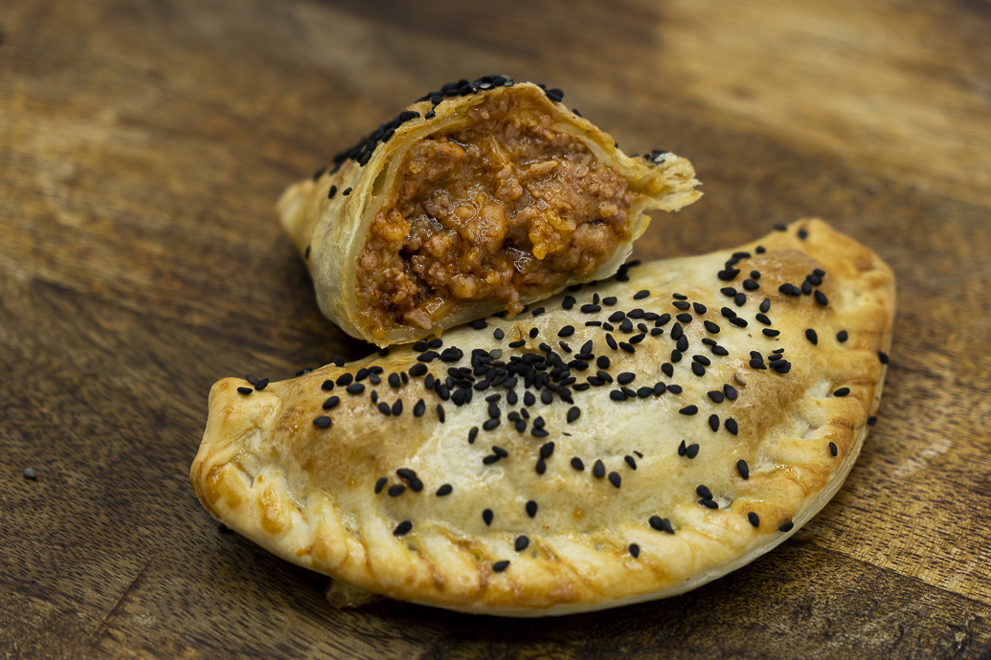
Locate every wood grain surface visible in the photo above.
<box><xmin>2</xmin><ymin>0</ymin><xmax>990</xmax><ymax>657</ymax></box>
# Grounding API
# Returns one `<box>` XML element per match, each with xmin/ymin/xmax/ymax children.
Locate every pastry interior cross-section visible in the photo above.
<box><xmin>278</xmin><ymin>79</ymin><xmax>701</xmax><ymax>345</ymax></box>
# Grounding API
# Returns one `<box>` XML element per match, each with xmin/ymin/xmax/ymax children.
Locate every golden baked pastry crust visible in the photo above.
<box><xmin>278</xmin><ymin>79</ymin><xmax>701</xmax><ymax>346</ymax></box>
<box><xmin>190</xmin><ymin>219</ymin><xmax>894</xmax><ymax>616</ymax></box>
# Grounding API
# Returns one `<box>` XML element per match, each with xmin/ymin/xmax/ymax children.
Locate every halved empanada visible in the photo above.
<box><xmin>191</xmin><ymin>219</ymin><xmax>894</xmax><ymax>616</ymax></box>
<box><xmin>278</xmin><ymin>76</ymin><xmax>700</xmax><ymax>346</ymax></box>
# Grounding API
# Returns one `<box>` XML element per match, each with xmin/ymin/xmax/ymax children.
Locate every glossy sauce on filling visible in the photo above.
<box><xmin>356</xmin><ymin>94</ymin><xmax>637</xmax><ymax>336</ymax></box>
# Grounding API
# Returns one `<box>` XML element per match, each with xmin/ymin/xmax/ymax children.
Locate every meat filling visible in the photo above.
<box><xmin>356</xmin><ymin>94</ymin><xmax>639</xmax><ymax>335</ymax></box>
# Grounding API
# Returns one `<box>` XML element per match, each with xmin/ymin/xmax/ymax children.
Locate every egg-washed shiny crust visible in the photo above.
<box><xmin>190</xmin><ymin>219</ymin><xmax>894</xmax><ymax>617</ymax></box>
<box><xmin>277</xmin><ymin>79</ymin><xmax>700</xmax><ymax>347</ymax></box>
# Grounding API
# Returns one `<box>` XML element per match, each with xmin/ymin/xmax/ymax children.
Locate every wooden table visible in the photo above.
<box><xmin>3</xmin><ymin>0</ymin><xmax>990</xmax><ymax>657</ymax></box>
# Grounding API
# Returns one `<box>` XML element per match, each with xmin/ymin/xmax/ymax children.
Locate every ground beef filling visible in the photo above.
<box><xmin>356</xmin><ymin>98</ymin><xmax>637</xmax><ymax>334</ymax></box>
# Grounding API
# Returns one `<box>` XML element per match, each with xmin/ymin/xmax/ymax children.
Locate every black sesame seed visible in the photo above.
<box><xmin>708</xmin><ymin>414</ymin><xmax>719</xmax><ymax>431</ymax></box>
<box><xmin>346</xmin><ymin>383</ymin><xmax>365</xmax><ymax>395</ymax></box>
<box><xmin>492</xmin><ymin>560</ymin><xmax>510</xmax><ymax>572</ymax></box>
<box><xmin>676</xmin><ymin>313</ymin><xmax>692</xmax><ymax>324</ymax></box>
<box><xmin>539</xmin><ymin>442</ymin><xmax>555</xmax><ymax>459</ymax></box>
<box><xmin>567</xmin><ymin>406</ymin><xmax>581</xmax><ymax>423</ymax></box>
<box><xmin>571</xmin><ymin>457</ymin><xmax>585</xmax><ymax>471</ymax></box>
<box><xmin>737</xmin><ymin>459</ymin><xmax>749</xmax><ymax>479</ymax></box>
<box><xmin>815</xmin><ymin>290</ymin><xmax>828</xmax><ymax>306</ymax></box>
<box><xmin>868</xmin><ymin>416</ymin><xmax>878</xmax><ymax>426</ymax></box>
<box><xmin>673</xmin><ymin>300</ymin><xmax>690</xmax><ymax>311</ymax></box>
<box><xmin>801</xmin><ymin>280</ymin><xmax>813</xmax><ymax>295</ymax></box>
<box><xmin>629</xmin><ymin>544</ymin><xmax>641</xmax><ymax>558</ymax></box>
<box><xmin>734</xmin><ymin>293</ymin><xmax>747</xmax><ymax>307</ymax></box>
<box><xmin>483</xmin><ymin>418</ymin><xmax>500</xmax><ymax>431</ymax></box>
<box><xmin>668</xmin><ymin>384</ymin><xmax>683</xmax><ymax>394</ymax></box>
<box><xmin>696</xmin><ymin>484</ymin><xmax>713</xmax><ymax>499</ymax></box>
<box><xmin>408</xmin><ymin>364</ymin><xmax>427</xmax><ymax>377</ymax></box>
<box><xmin>837</xmin><ymin>330</ymin><xmax>849</xmax><ymax>342</ymax></box>
<box><xmin>780</xmin><ymin>521</ymin><xmax>795</xmax><ymax>532</ymax></box>
<box><xmin>374</xmin><ymin>477</ymin><xmax>387</xmax><ymax>494</ymax></box>
<box><xmin>879</xmin><ymin>351</ymin><xmax>889</xmax><ymax>364</ymax></box>
<box><xmin>634</xmin><ymin>290</ymin><xmax>649</xmax><ymax>300</ymax></box>
<box><xmin>718</xmin><ymin>268</ymin><xmax>740</xmax><ymax>281</ymax></box>
<box><xmin>724</xmin><ymin>385</ymin><xmax>738</xmax><ymax>400</ymax></box>
<box><xmin>378</xmin><ymin>402</ymin><xmax>391</xmax><ymax>415</ymax></box>
<box><xmin>237</xmin><ymin>386</ymin><xmax>252</xmax><ymax>395</ymax></box>
<box><xmin>313</xmin><ymin>415</ymin><xmax>332</xmax><ymax>429</ymax></box>
<box><xmin>609</xmin><ymin>390</ymin><xmax>627</xmax><ymax>402</ymax></box>
<box><xmin>413</xmin><ymin>399</ymin><xmax>425</xmax><ymax>417</ymax></box>
<box><xmin>692</xmin><ymin>363</ymin><xmax>706</xmax><ymax>377</ymax></box>
<box><xmin>602</xmin><ymin>296</ymin><xmax>617</xmax><ymax>306</ymax></box>
<box><xmin>721</xmin><ymin>287</ymin><xmax>738</xmax><ymax>297</ymax></box>
<box><xmin>388</xmin><ymin>484</ymin><xmax>406</xmax><ymax>497</ymax></box>
<box><xmin>483</xmin><ymin>509</ymin><xmax>494</xmax><ymax>525</ymax></box>
<box><xmin>608</xmin><ymin>472</ymin><xmax>622</xmax><ymax>488</ymax></box>
<box><xmin>730</xmin><ymin>317</ymin><xmax>749</xmax><ymax>327</ymax></box>
<box><xmin>748</xmin><ymin>512</ymin><xmax>760</xmax><ymax>527</ymax></box>
<box><xmin>531</xmin><ymin>307</ymin><xmax>545</xmax><ymax>317</ymax></box>
<box><xmin>342</xmin><ymin>187</ymin><xmax>352</xmax><ymax>196</ymax></box>
<box><xmin>726</xmin><ymin>418</ymin><xmax>739</xmax><ymax>435</ymax></box>
<box><xmin>393</xmin><ymin>521</ymin><xmax>413</xmax><ymax>536</ymax></box>
<box><xmin>704</xmin><ymin>320</ymin><xmax>720</xmax><ymax>334</ymax></box>
<box><xmin>829</xmin><ymin>441</ymin><xmax>838</xmax><ymax>456</ymax></box>
<box><xmin>693</xmin><ymin>302</ymin><xmax>707</xmax><ymax>315</ymax></box>
<box><xmin>707</xmin><ymin>391</ymin><xmax>725</xmax><ymax>403</ymax></box>
<box><xmin>833</xmin><ymin>387</ymin><xmax>851</xmax><ymax>397</ymax></box>
<box><xmin>436</xmin><ymin>484</ymin><xmax>453</xmax><ymax>496</ymax></box>
<box><xmin>509</xmin><ymin>340</ymin><xmax>526</xmax><ymax>348</ymax></box>
<box><xmin>661</xmin><ymin>363</ymin><xmax>674</xmax><ymax>378</ymax></box>
<box><xmin>515</xmin><ymin>536</ymin><xmax>530</xmax><ymax>552</ymax></box>
<box><xmin>526</xmin><ymin>500</ymin><xmax>538</xmax><ymax>517</ymax></box>
<box><xmin>805</xmin><ymin>329</ymin><xmax>819</xmax><ymax>345</ymax></box>
<box><xmin>593</xmin><ymin>459</ymin><xmax>605</xmax><ymax>478</ymax></box>
<box><xmin>779</xmin><ymin>283</ymin><xmax>802</xmax><ymax>296</ymax></box>
<box><xmin>679</xmin><ymin>405</ymin><xmax>698</xmax><ymax>415</ymax></box>
<box><xmin>581</xmin><ymin>304</ymin><xmax>601</xmax><ymax>313</ymax></box>
<box><xmin>699</xmin><ymin>498</ymin><xmax>718</xmax><ymax>509</ymax></box>
<box><xmin>760</xmin><ymin>298</ymin><xmax>771</xmax><ymax>313</ymax></box>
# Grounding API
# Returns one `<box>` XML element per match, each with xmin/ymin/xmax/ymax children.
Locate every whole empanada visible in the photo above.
<box><xmin>278</xmin><ymin>76</ymin><xmax>701</xmax><ymax>346</ymax></box>
<box><xmin>191</xmin><ymin>219</ymin><xmax>894</xmax><ymax>616</ymax></box>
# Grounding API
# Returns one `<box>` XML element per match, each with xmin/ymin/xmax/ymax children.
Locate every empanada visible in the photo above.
<box><xmin>191</xmin><ymin>219</ymin><xmax>894</xmax><ymax>616</ymax></box>
<box><xmin>278</xmin><ymin>75</ymin><xmax>701</xmax><ymax>346</ymax></box>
